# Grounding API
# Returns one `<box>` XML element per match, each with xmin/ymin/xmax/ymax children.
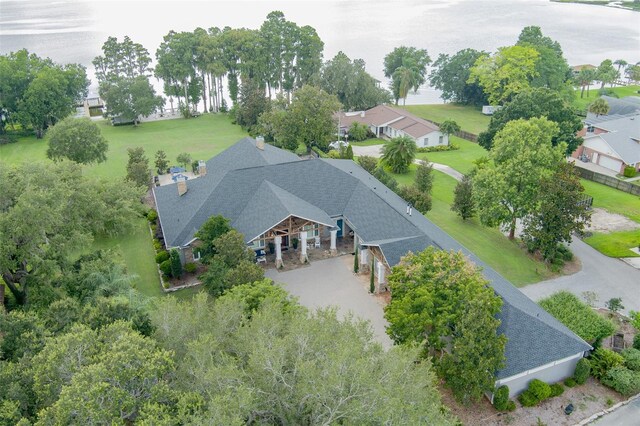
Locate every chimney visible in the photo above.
<box><xmin>256</xmin><ymin>136</ymin><xmax>265</xmax><ymax>150</ymax></box>
<box><xmin>177</xmin><ymin>176</ymin><xmax>187</xmax><ymax>196</ymax></box>
<box><xmin>198</xmin><ymin>160</ymin><xmax>206</xmax><ymax>176</ymax></box>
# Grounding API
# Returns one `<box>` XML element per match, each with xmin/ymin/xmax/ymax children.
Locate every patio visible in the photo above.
<box><xmin>259</xmin><ymin>235</ymin><xmax>355</xmax><ymax>272</ymax></box>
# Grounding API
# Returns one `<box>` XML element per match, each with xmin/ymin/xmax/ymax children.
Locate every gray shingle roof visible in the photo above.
<box><xmin>585</xmin><ymin>113</ymin><xmax>640</xmax><ymax>165</ymax></box>
<box><xmin>154</xmin><ymin>138</ymin><xmax>591</xmax><ymax>381</ymax></box>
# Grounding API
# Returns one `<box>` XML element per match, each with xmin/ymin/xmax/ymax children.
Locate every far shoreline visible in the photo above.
<box><xmin>550</xmin><ymin>0</ymin><xmax>640</xmax><ymax>12</ymax></box>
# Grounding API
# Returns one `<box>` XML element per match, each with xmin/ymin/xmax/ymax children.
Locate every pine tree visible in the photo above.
<box><xmin>451</xmin><ymin>174</ymin><xmax>475</xmax><ymax>220</ymax></box>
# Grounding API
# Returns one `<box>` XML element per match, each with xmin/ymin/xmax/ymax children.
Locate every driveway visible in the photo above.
<box><xmin>592</xmin><ymin>396</ymin><xmax>640</xmax><ymax>425</ymax></box>
<box><xmin>265</xmin><ymin>256</ymin><xmax>393</xmax><ymax>349</ymax></box>
<box><xmin>520</xmin><ymin>237</ymin><xmax>640</xmax><ymax>314</ymax></box>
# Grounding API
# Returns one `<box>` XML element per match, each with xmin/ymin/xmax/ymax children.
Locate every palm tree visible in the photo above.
<box><xmin>393</xmin><ymin>66</ymin><xmax>414</xmax><ymax>105</ymax></box>
<box><xmin>582</xmin><ymin>69</ymin><xmax>596</xmax><ymax>98</ymax></box>
<box><xmin>588</xmin><ymin>98</ymin><xmax>610</xmax><ymax>117</ymax></box>
<box><xmin>381</xmin><ymin>135</ymin><xmax>417</xmax><ymax>174</ymax></box>
<box><xmin>614</xmin><ymin>59</ymin><xmax>628</xmax><ymax>77</ymax></box>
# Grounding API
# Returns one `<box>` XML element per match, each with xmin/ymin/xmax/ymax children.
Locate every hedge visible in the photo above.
<box><xmin>539</xmin><ymin>291</ymin><xmax>616</xmax><ymax>345</ymax></box>
<box><xmin>621</xmin><ymin>348</ymin><xmax>640</xmax><ymax>372</ymax></box>
<box><xmin>601</xmin><ymin>366</ymin><xmax>640</xmax><ymax>396</ymax></box>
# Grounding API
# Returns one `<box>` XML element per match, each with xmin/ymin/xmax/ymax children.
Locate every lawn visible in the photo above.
<box><xmin>391</xmin><ymin>167</ymin><xmax>555</xmax><ymax>286</ymax></box>
<box><xmin>572</xmin><ymin>84</ymin><xmax>640</xmax><ymax>113</ymax></box>
<box><xmin>417</xmin><ymin>136</ymin><xmax>487</xmax><ymax>174</ymax></box>
<box><xmin>584</xmin><ymin>230</ymin><xmax>640</xmax><ymax>258</ymax></box>
<box><xmin>582</xmin><ymin>179</ymin><xmax>640</xmax><ymax>223</ymax></box>
<box><xmin>401</xmin><ymin>104</ymin><xmax>490</xmax><ymax>135</ymax></box>
<box><xmin>1</xmin><ymin>114</ymin><xmax>247</xmax><ymax>298</ymax></box>
<box><xmin>0</xmin><ymin>113</ymin><xmax>248</xmax><ymax>179</ymax></box>
<box><xmin>350</xmin><ymin>137</ymin><xmax>386</xmax><ymax>146</ymax></box>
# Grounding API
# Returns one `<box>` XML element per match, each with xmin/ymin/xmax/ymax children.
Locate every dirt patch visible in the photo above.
<box><xmin>597</xmin><ymin>308</ymin><xmax>638</xmax><ymax>351</ymax></box>
<box><xmin>586</xmin><ymin>208</ymin><xmax>640</xmax><ymax>233</ymax></box>
<box><xmin>441</xmin><ymin>378</ymin><xmax>624</xmax><ymax>426</ymax></box>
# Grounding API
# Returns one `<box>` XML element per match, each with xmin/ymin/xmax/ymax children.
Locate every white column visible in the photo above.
<box><xmin>377</xmin><ymin>262</ymin><xmax>385</xmax><ymax>285</ymax></box>
<box><xmin>275</xmin><ymin>236</ymin><xmax>283</xmax><ymax>268</ymax></box>
<box><xmin>300</xmin><ymin>231</ymin><xmax>308</xmax><ymax>263</ymax></box>
<box><xmin>361</xmin><ymin>248</ymin><xmax>368</xmax><ymax>265</ymax></box>
<box><xmin>330</xmin><ymin>229</ymin><xmax>337</xmax><ymax>255</ymax></box>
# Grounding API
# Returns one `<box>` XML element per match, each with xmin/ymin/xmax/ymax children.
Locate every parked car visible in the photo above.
<box><xmin>329</xmin><ymin>140</ymin><xmax>349</xmax><ymax>150</ymax></box>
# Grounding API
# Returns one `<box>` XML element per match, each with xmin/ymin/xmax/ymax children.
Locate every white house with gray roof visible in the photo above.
<box><xmin>573</xmin><ymin>112</ymin><xmax>640</xmax><ymax>174</ymax></box>
<box><xmin>153</xmin><ymin>136</ymin><xmax>591</xmax><ymax>397</ymax></box>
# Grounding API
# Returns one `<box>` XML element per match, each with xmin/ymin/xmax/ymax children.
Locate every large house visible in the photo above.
<box><xmin>337</xmin><ymin>104</ymin><xmax>449</xmax><ymax>148</ymax></box>
<box><xmin>572</xmin><ymin>112</ymin><xmax>640</xmax><ymax>174</ymax></box>
<box><xmin>153</xmin><ymin>137</ymin><xmax>590</xmax><ymax>397</ymax></box>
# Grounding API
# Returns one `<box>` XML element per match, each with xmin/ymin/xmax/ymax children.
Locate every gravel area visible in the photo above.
<box><xmin>586</xmin><ymin>208</ymin><xmax>640</xmax><ymax>233</ymax></box>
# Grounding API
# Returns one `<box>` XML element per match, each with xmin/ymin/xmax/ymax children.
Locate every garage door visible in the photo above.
<box><xmin>598</xmin><ymin>155</ymin><xmax>623</xmax><ymax>172</ymax></box>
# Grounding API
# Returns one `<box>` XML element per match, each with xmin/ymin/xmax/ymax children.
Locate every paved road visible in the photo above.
<box><xmin>520</xmin><ymin>237</ymin><xmax>640</xmax><ymax>314</ymax></box>
<box><xmin>592</xmin><ymin>396</ymin><xmax>640</xmax><ymax>425</ymax></box>
<box><xmin>265</xmin><ymin>256</ymin><xmax>393</xmax><ymax>349</ymax></box>
<box><xmin>351</xmin><ymin>144</ymin><xmax>463</xmax><ymax>181</ymax></box>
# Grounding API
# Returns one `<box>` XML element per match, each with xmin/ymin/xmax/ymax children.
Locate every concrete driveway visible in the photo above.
<box><xmin>520</xmin><ymin>237</ymin><xmax>640</xmax><ymax>314</ymax></box>
<box><xmin>265</xmin><ymin>256</ymin><xmax>393</xmax><ymax>349</ymax></box>
<box><xmin>592</xmin><ymin>396</ymin><xmax>640</xmax><ymax>425</ymax></box>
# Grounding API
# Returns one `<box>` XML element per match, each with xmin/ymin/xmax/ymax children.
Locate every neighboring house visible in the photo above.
<box><xmin>571</xmin><ymin>64</ymin><xmax>596</xmax><ymax>78</ymax></box>
<box><xmin>586</xmin><ymin>96</ymin><xmax>640</xmax><ymax>120</ymax></box>
<box><xmin>74</xmin><ymin>97</ymin><xmax>105</xmax><ymax>118</ymax></box>
<box><xmin>154</xmin><ymin>137</ymin><xmax>591</xmax><ymax>398</ymax></box>
<box><xmin>337</xmin><ymin>105</ymin><xmax>449</xmax><ymax>148</ymax></box>
<box><xmin>572</xmin><ymin>113</ymin><xmax>640</xmax><ymax>174</ymax></box>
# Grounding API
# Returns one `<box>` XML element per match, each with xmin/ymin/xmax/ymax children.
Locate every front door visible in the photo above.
<box><xmin>282</xmin><ymin>234</ymin><xmax>289</xmax><ymax>249</ymax></box>
<box><xmin>336</xmin><ymin>219</ymin><xmax>343</xmax><ymax>238</ymax></box>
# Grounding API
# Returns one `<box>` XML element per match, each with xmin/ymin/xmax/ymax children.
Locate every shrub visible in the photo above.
<box><xmin>153</xmin><ymin>239</ymin><xmax>163</xmax><ymax>251</ymax></box>
<box><xmin>634</xmin><ymin>334</ymin><xmax>640</xmax><ymax>351</ymax></box>
<box><xmin>621</xmin><ymin>348</ymin><xmax>640</xmax><ymax>371</ymax></box>
<box><xmin>184</xmin><ymin>262</ymin><xmax>197</xmax><ymax>274</ymax></box>
<box><xmin>159</xmin><ymin>260</ymin><xmax>172</xmax><ymax>276</ymax></box>
<box><xmin>539</xmin><ymin>291</ymin><xmax>616</xmax><ymax>345</ymax></box>
<box><xmin>170</xmin><ymin>249</ymin><xmax>183</xmax><ymax>279</ymax></box>
<box><xmin>623</xmin><ymin>166</ymin><xmax>637</xmax><ymax>178</ymax></box>
<box><xmin>564</xmin><ymin>377</ymin><xmax>577</xmax><ymax>387</ymax></box>
<box><xmin>601</xmin><ymin>366</ymin><xmax>640</xmax><ymax>396</ymax></box>
<box><xmin>528</xmin><ymin>379</ymin><xmax>551</xmax><ymax>401</ymax></box>
<box><xmin>146</xmin><ymin>209</ymin><xmax>158</xmax><ymax>223</ymax></box>
<box><xmin>348</xmin><ymin>122</ymin><xmax>369</xmax><ymax>141</ymax></box>
<box><xmin>590</xmin><ymin>348</ymin><xmax>624</xmax><ymax>379</ymax></box>
<box><xmin>549</xmin><ymin>383</ymin><xmax>564</xmax><ymax>397</ymax></box>
<box><xmin>327</xmin><ymin>150</ymin><xmax>341</xmax><ymax>159</ymax></box>
<box><xmin>518</xmin><ymin>390</ymin><xmax>538</xmax><ymax>407</ymax></box>
<box><xmin>506</xmin><ymin>401</ymin><xmax>516</xmax><ymax>411</ymax></box>
<box><xmin>311</xmin><ymin>146</ymin><xmax>328</xmax><ymax>158</ymax></box>
<box><xmin>155</xmin><ymin>251</ymin><xmax>170</xmax><ymax>264</ymax></box>
<box><xmin>416</xmin><ymin>144</ymin><xmax>460</xmax><ymax>153</ymax></box>
<box><xmin>556</xmin><ymin>244</ymin><xmax>573</xmax><ymax>261</ymax></box>
<box><xmin>606</xmin><ymin>297</ymin><xmax>624</xmax><ymax>313</ymax></box>
<box><xmin>493</xmin><ymin>385</ymin><xmax>510</xmax><ymax>411</ymax></box>
<box><xmin>574</xmin><ymin>358</ymin><xmax>591</xmax><ymax>385</ymax></box>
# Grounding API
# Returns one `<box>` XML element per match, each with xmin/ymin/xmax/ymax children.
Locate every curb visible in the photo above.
<box><xmin>576</xmin><ymin>393</ymin><xmax>640</xmax><ymax>425</ymax></box>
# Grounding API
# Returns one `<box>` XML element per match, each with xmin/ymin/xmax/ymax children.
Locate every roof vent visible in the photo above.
<box><xmin>198</xmin><ymin>160</ymin><xmax>206</xmax><ymax>176</ymax></box>
<box><xmin>256</xmin><ymin>136</ymin><xmax>265</xmax><ymax>150</ymax></box>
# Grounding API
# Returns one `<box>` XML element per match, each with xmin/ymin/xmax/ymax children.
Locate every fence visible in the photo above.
<box><xmin>576</xmin><ymin>167</ymin><xmax>640</xmax><ymax>196</ymax></box>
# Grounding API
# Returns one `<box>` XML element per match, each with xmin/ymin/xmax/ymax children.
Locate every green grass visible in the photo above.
<box><xmin>417</xmin><ymin>136</ymin><xmax>487</xmax><ymax>174</ymax></box>
<box><xmin>0</xmin><ymin>113</ymin><xmax>248</xmax><ymax>179</ymax></box>
<box><xmin>573</xmin><ymin>85</ymin><xmax>640</xmax><ymax>113</ymax></box>
<box><xmin>91</xmin><ymin>218</ymin><xmax>162</xmax><ymax>297</ymax></box>
<box><xmin>584</xmin><ymin>230</ymin><xmax>640</xmax><ymax>257</ymax></box>
<box><xmin>350</xmin><ymin>138</ymin><xmax>386</xmax><ymax>146</ymax></box>
<box><xmin>581</xmin><ymin>180</ymin><xmax>640</xmax><ymax>223</ymax></box>
<box><xmin>401</xmin><ymin>104</ymin><xmax>490</xmax><ymax>135</ymax></box>
<box><xmin>390</xmin><ymin>168</ymin><xmax>555</xmax><ymax>286</ymax></box>
<box><xmin>1</xmin><ymin>114</ymin><xmax>247</xmax><ymax>298</ymax></box>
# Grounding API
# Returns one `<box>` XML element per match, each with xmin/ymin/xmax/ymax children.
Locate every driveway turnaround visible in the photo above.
<box><xmin>265</xmin><ymin>256</ymin><xmax>393</xmax><ymax>349</ymax></box>
<box><xmin>521</xmin><ymin>238</ymin><xmax>640</xmax><ymax>314</ymax></box>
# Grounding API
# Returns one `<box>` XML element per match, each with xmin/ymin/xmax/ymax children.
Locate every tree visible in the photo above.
<box><xmin>429</xmin><ymin>48</ymin><xmax>488</xmax><ymax>105</ymax></box>
<box><xmin>384</xmin><ymin>46</ymin><xmax>431</xmax><ymax>105</ymax></box>
<box><xmin>176</xmin><ymin>152</ymin><xmax>192</xmax><ymax>169</ymax></box>
<box><xmin>260</xmin><ymin>85</ymin><xmax>341</xmax><ymax>152</ymax></box>
<box><xmin>614</xmin><ymin>59</ymin><xmax>628</xmax><ymax>78</ymax></box>
<box><xmin>169</xmin><ymin>249</ymin><xmax>183</xmax><ymax>279</ymax></box>
<box><xmin>154</xmin><ymin>150</ymin><xmax>169</xmax><ymax>174</ymax></box>
<box><xmin>596</xmin><ymin>59</ymin><xmax>618</xmax><ymax>88</ymax></box>
<box><xmin>125</xmin><ymin>147</ymin><xmax>150</xmax><ymax>188</ymax></box>
<box><xmin>212</xmin><ymin>230</ymin><xmax>254</xmax><ymax>269</ymax></box>
<box><xmin>151</xmin><ymin>293</ymin><xmax>457</xmax><ymax>425</ymax></box>
<box><xmin>320</xmin><ymin>52</ymin><xmax>391</xmax><ymax>111</ymax></box>
<box><xmin>46</xmin><ymin>117</ymin><xmax>108</xmax><ymax>164</ymax></box>
<box><xmin>627</xmin><ymin>64</ymin><xmax>640</xmax><ymax>83</ymax></box>
<box><xmin>477</xmin><ymin>88</ymin><xmax>583</xmax><ymax>154</ymax></box>
<box><xmin>384</xmin><ymin>247</ymin><xmax>506</xmax><ymax>404</ymax></box>
<box><xmin>398</xmin><ymin>185</ymin><xmax>432</xmax><ymax>214</ymax></box>
<box><xmin>439</xmin><ymin>119</ymin><xmax>461</xmax><ymax>138</ymax></box>
<box><xmin>381</xmin><ymin>136</ymin><xmax>417</xmax><ymax>173</ymax></box>
<box><xmin>451</xmin><ymin>174</ymin><xmax>475</xmax><ymax>220</ymax></box>
<box><xmin>576</xmin><ymin>68</ymin><xmax>597</xmax><ymax>98</ymax></box>
<box><xmin>235</xmin><ymin>77</ymin><xmax>270</xmax><ymax>131</ymax></box>
<box><xmin>357</xmin><ymin>156</ymin><xmax>378</xmax><ymax>174</ymax></box>
<box><xmin>516</xmin><ymin>26</ymin><xmax>572</xmax><ymax>95</ymax></box>
<box><xmin>521</xmin><ymin>162</ymin><xmax>591</xmax><ymax>261</ymax></box>
<box><xmin>0</xmin><ymin>162</ymin><xmax>142</xmax><ymax>306</ymax></box>
<box><xmin>468</xmin><ymin>45</ymin><xmax>539</xmax><ymax>105</ymax></box>
<box><xmin>17</xmin><ymin>65</ymin><xmax>88</xmax><ymax>138</ymax></box>
<box><xmin>473</xmin><ymin>118</ymin><xmax>566</xmax><ymax>239</ymax></box>
<box><xmin>194</xmin><ymin>215</ymin><xmax>232</xmax><ymax>260</ymax></box>
<box><xmin>348</xmin><ymin>122</ymin><xmax>369</xmax><ymax>141</ymax></box>
<box><xmin>93</xmin><ymin>36</ymin><xmax>163</xmax><ymax>124</ymax></box>
<box><xmin>414</xmin><ymin>159</ymin><xmax>434</xmax><ymax>193</ymax></box>
<box><xmin>588</xmin><ymin>97</ymin><xmax>610</xmax><ymax>116</ymax></box>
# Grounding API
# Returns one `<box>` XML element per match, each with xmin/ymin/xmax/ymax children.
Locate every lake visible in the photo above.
<box><xmin>1</xmin><ymin>0</ymin><xmax>639</xmax><ymax>104</ymax></box>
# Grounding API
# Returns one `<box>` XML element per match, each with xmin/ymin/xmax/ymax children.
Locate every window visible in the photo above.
<box><xmin>192</xmin><ymin>249</ymin><xmax>201</xmax><ymax>262</ymax></box>
<box><xmin>423</xmin><ymin>137</ymin><xmax>429</xmax><ymax>145</ymax></box>
<box><xmin>439</xmin><ymin>135</ymin><xmax>444</xmax><ymax>144</ymax></box>
<box><xmin>302</xmin><ymin>224</ymin><xmax>319</xmax><ymax>237</ymax></box>
<box><xmin>587</xmin><ymin>125</ymin><xmax>595</xmax><ymax>133</ymax></box>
